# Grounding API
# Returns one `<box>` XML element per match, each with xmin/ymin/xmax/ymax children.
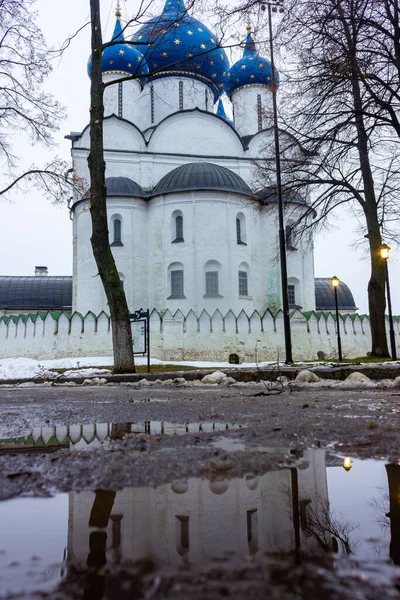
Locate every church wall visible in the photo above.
<box><xmin>0</xmin><ymin>309</ymin><xmax>396</xmax><ymax>361</ymax></box>
<box><xmin>139</xmin><ymin>78</ymin><xmax>214</xmax><ymax>130</ymax></box>
<box><xmin>231</xmin><ymin>86</ymin><xmax>273</xmax><ymax>137</ymax></box>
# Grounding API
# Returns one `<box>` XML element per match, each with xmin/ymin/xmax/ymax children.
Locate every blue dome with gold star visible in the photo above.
<box><xmin>88</xmin><ymin>10</ymin><xmax>148</xmax><ymax>82</ymax></box>
<box><xmin>131</xmin><ymin>0</ymin><xmax>229</xmax><ymax>100</ymax></box>
<box><xmin>225</xmin><ymin>26</ymin><xmax>279</xmax><ymax>98</ymax></box>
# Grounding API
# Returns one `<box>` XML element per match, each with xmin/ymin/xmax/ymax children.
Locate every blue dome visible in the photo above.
<box><xmin>88</xmin><ymin>11</ymin><xmax>148</xmax><ymax>82</ymax></box>
<box><xmin>131</xmin><ymin>0</ymin><xmax>229</xmax><ymax>101</ymax></box>
<box><xmin>225</xmin><ymin>27</ymin><xmax>279</xmax><ymax>98</ymax></box>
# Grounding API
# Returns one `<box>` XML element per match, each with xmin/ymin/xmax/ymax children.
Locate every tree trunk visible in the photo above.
<box><xmin>88</xmin><ymin>0</ymin><xmax>135</xmax><ymax>373</ymax></box>
<box><xmin>344</xmin><ymin>13</ymin><xmax>390</xmax><ymax>357</ymax></box>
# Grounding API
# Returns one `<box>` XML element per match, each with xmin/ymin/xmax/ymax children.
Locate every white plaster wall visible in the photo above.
<box><xmin>139</xmin><ymin>77</ymin><xmax>214</xmax><ymax>130</ymax></box>
<box><xmin>232</xmin><ymin>86</ymin><xmax>273</xmax><ymax>137</ymax></box>
<box><xmin>1</xmin><ymin>309</ymin><xmax>395</xmax><ymax>362</ymax></box>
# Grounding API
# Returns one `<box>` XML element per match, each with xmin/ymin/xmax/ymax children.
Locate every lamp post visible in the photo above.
<box><xmin>380</xmin><ymin>244</ymin><xmax>397</xmax><ymax>361</ymax></box>
<box><xmin>260</xmin><ymin>0</ymin><xmax>293</xmax><ymax>364</ymax></box>
<box><xmin>331</xmin><ymin>275</ymin><xmax>343</xmax><ymax>362</ymax></box>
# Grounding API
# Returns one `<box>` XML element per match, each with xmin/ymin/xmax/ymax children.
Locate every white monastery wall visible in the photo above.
<box><xmin>0</xmin><ymin>308</ymin><xmax>396</xmax><ymax>362</ymax></box>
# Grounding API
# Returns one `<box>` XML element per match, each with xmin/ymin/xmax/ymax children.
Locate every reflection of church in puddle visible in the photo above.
<box><xmin>67</xmin><ymin>449</ymin><xmax>334</xmax><ymax>568</ymax></box>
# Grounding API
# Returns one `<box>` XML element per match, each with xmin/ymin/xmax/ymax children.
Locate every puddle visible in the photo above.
<box><xmin>0</xmin><ymin>421</ymin><xmax>244</xmax><ymax>453</ymax></box>
<box><xmin>0</xmin><ymin>450</ymin><xmax>399</xmax><ymax>598</ymax></box>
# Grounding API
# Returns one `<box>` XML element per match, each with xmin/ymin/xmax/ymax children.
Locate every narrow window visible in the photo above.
<box><xmin>175</xmin><ymin>515</ymin><xmax>189</xmax><ymax>555</ymax></box>
<box><xmin>205</xmin><ymin>271</ymin><xmax>219</xmax><ymax>295</ymax></box>
<box><xmin>118</xmin><ymin>82</ymin><xmax>123</xmax><ymax>118</ymax></box>
<box><xmin>238</xmin><ymin>271</ymin><xmax>248</xmax><ymax>296</ymax></box>
<box><xmin>176</xmin><ymin>215</ymin><xmax>183</xmax><ymax>240</ymax></box>
<box><xmin>179</xmin><ymin>80</ymin><xmax>184</xmax><ymax>111</ymax></box>
<box><xmin>286</xmin><ymin>223</ymin><xmax>297</xmax><ymax>250</ymax></box>
<box><xmin>113</xmin><ymin>219</ymin><xmax>122</xmax><ymax>243</ymax></box>
<box><xmin>247</xmin><ymin>509</ymin><xmax>258</xmax><ymax>554</ymax></box>
<box><xmin>257</xmin><ymin>94</ymin><xmax>262</xmax><ymax>131</ymax></box>
<box><xmin>171</xmin><ymin>270</ymin><xmax>184</xmax><ymax>296</ymax></box>
<box><xmin>236</xmin><ymin>218</ymin><xmax>242</xmax><ymax>244</ymax></box>
<box><xmin>288</xmin><ymin>284</ymin><xmax>296</xmax><ymax>305</ymax></box>
<box><xmin>150</xmin><ymin>84</ymin><xmax>155</xmax><ymax>124</ymax></box>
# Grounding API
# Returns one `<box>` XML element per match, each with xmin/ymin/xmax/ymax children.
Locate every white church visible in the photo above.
<box><xmin>71</xmin><ymin>0</ymin><xmax>324</xmax><ymax>317</ymax></box>
<box><xmin>2</xmin><ymin>0</ymin><xmax>369</xmax><ymax>363</ymax></box>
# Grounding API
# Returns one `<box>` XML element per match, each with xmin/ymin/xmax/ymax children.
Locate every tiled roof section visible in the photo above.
<box><xmin>151</xmin><ymin>162</ymin><xmax>253</xmax><ymax>196</ymax></box>
<box><xmin>0</xmin><ymin>277</ymin><xmax>73</xmax><ymax>310</ymax></box>
<box><xmin>315</xmin><ymin>277</ymin><xmax>357</xmax><ymax>311</ymax></box>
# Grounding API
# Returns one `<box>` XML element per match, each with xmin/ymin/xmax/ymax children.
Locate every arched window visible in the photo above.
<box><xmin>236</xmin><ymin>213</ymin><xmax>247</xmax><ymax>245</ymax></box>
<box><xmin>203</xmin><ymin>260</ymin><xmax>222</xmax><ymax>297</ymax></box>
<box><xmin>168</xmin><ymin>262</ymin><xmax>185</xmax><ymax>298</ymax></box>
<box><xmin>114</xmin><ymin>219</ymin><xmax>122</xmax><ymax>243</ymax></box>
<box><xmin>288</xmin><ymin>277</ymin><xmax>301</xmax><ymax>308</ymax></box>
<box><xmin>238</xmin><ymin>271</ymin><xmax>248</xmax><ymax>296</ymax></box>
<box><xmin>238</xmin><ymin>262</ymin><xmax>250</xmax><ymax>297</ymax></box>
<box><xmin>286</xmin><ymin>220</ymin><xmax>297</xmax><ymax>250</ymax></box>
<box><xmin>110</xmin><ymin>215</ymin><xmax>123</xmax><ymax>246</ymax></box>
<box><xmin>171</xmin><ymin>211</ymin><xmax>184</xmax><ymax>243</ymax></box>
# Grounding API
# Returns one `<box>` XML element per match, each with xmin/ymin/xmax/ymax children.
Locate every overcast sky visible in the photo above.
<box><xmin>0</xmin><ymin>0</ymin><xmax>398</xmax><ymax>315</ymax></box>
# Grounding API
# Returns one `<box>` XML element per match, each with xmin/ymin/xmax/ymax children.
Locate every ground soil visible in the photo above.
<box><xmin>1</xmin><ymin>381</ymin><xmax>400</xmax><ymax>599</ymax></box>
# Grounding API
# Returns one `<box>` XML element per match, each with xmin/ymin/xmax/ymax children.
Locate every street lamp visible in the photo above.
<box><xmin>260</xmin><ymin>0</ymin><xmax>293</xmax><ymax>364</ymax></box>
<box><xmin>379</xmin><ymin>244</ymin><xmax>397</xmax><ymax>361</ymax></box>
<box><xmin>331</xmin><ymin>275</ymin><xmax>343</xmax><ymax>362</ymax></box>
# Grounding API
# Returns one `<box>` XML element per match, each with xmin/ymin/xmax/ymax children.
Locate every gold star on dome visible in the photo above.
<box><xmin>138</xmin><ymin>35</ymin><xmax>143</xmax><ymax>40</ymax></box>
<box><xmin>249</xmin><ymin>57</ymin><xmax>253</xmax><ymax>61</ymax></box>
<box><xmin>137</xmin><ymin>56</ymin><xmax>142</xmax><ymax>61</ymax></box>
<box><xmin>228</xmin><ymin>72</ymin><xmax>231</xmax><ymax>77</ymax></box>
<box><xmin>211</xmin><ymin>72</ymin><xmax>217</xmax><ymax>78</ymax></box>
<box><xmin>222</xmin><ymin>71</ymin><xmax>226</xmax><ymax>76</ymax></box>
<box><xmin>210</xmin><ymin>38</ymin><xmax>215</xmax><ymax>43</ymax></box>
<box><xmin>161</xmin><ymin>29</ymin><xmax>167</xmax><ymax>34</ymax></box>
<box><xmin>220</xmin><ymin>53</ymin><xmax>224</xmax><ymax>58</ymax></box>
<box><xmin>259</xmin><ymin>63</ymin><xmax>264</xmax><ymax>68</ymax></box>
<box><xmin>110</xmin><ymin>60</ymin><xmax>114</xmax><ymax>64</ymax></box>
<box><xmin>187</xmin><ymin>52</ymin><xmax>193</xmax><ymax>57</ymax></box>
<box><xmin>266</xmin><ymin>76</ymin><xmax>271</xmax><ymax>81</ymax></box>
<box><xmin>119</xmin><ymin>49</ymin><xmax>124</xmax><ymax>55</ymax></box>
<box><xmin>174</xmin><ymin>38</ymin><xmax>181</xmax><ymax>44</ymax></box>
<box><xmin>102</xmin><ymin>51</ymin><xmax>104</xmax><ymax>56</ymax></box>
<box><xmin>196</xmin><ymin>64</ymin><xmax>201</xmax><ymax>70</ymax></box>
<box><xmin>187</xmin><ymin>30</ymin><xmax>193</xmax><ymax>35</ymax></box>
<box><xmin>250</xmin><ymin>74</ymin><xmax>255</xmax><ymax>79</ymax></box>
<box><xmin>209</xmin><ymin>60</ymin><xmax>214</xmax><ymax>65</ymax></box>
<box><xmin>219</xmin><ymin>83</ymin><xmax>223</xmax><ymax>87</ymax></box>
<box><xmin>236</xmin><ymin>78</ymin><xmax>240</xmax><ymax>82</ymax></box>
<box><xmin>174</xmin><ymin>22</ymin><xmax>180</xmax><ymax>26</ymax></box>
<box><xmin>198</xmin><ymin>27</ymin><xmax>203</xmax><ymax>32</ymax></box>
<box><xmin>162</xmin><ymin>51</ymin><xmax>168</xmax><ymax>57</ymax></box>
<box><xmin>241</xmin><ymin>64</ymin><xmax>247</xmax><ymax>70</ymax></box>
<box><xmin>153</xmin><ymin>62</ymin><xmax>158</xmax><ymax>67</ymax></box>
<box><xmin>200</xmin><ymin>43</ymin><xmax>206</xmax><ymax>49</ymax></box>
<box><xmin>127</xmin><ymin>63</ymin><xmax>132</xmax><ymax>67</ymax></box>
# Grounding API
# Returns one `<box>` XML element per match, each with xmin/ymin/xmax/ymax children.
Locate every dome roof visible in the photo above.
<box><xmin>151</xmin><ymin>162</ymin><xmax>253</xmax><ymax>196</ymax></box>
<box><xmin>315</xmin><ymin>278</ymin><xmax>358</xmax><ymax>311</ymax></box>
<box><xmin>225</xmin><ymin>26</ymin><xmax>279</xmax><ymax>99</ymax></box>
<box><xmin>106</xmin><ymin>176</ymin><xmax>145</xmax><ymax>197</ymax></box>
<box><xmin>88</xmin><ymin>10</ymin><xmax>148</xmax><ymax>81</ymax></box>
<box><xmin>131</xmin><ymin>0</ymin><xmax>229</xmax><ymax>100</ymax></box>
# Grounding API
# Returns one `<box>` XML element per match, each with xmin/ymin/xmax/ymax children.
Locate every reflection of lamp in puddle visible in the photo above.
<box><xmin>343</xmin><ymin>457</ymin><xmax>352</xmax><ymax>472</ymax></box>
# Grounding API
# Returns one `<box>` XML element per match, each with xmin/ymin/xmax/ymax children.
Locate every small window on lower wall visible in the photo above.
<box><xmin>168</xmin><ymin>269</ymin><xmax>185</xmax><ymax>299</ymax></box>
<box><xmin>288</xmin><ymin>284</ymin><xmax>296</xmax><ymax>305</ymax></box>
<box><xmin>238</xmin><ymin>270</ymin><xmax>248</xmax><ymax>297</ymax></box>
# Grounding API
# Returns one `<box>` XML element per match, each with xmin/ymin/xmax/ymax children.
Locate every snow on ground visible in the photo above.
<box><xmin>0</xmin><ymin>355</ymin><xmax>279</xmax><ymax>381</ymax></box>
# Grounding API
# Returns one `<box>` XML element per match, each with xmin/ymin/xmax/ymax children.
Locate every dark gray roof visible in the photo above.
<box><xmin>0</xmin><ymin>277</ymin><xmax>73</xmax><ymax>310</ymax></box>
<box><xmin>151</xmin><ymin>162</ymin><xmax>253</xmax><ymax>197</ymax></box>
<box><xmin>83</xmin><ymin>177</ymin><xmax>145</xmax><ymax>199</ymax></box>
<box><xmin>256</xmin><ymin>186</ymin><xmax>308</xmax><ymax>206</ymax></box>
<box><xmin>315</xmin><ymin>277</ymin><xmax>357</xmax><ymax>311</ymax></box>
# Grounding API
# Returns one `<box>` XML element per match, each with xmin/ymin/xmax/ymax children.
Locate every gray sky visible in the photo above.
<box><xmin>0</xmin><ymin>0</ymin><xmax>398</xmax><ymax>315</ymax></box>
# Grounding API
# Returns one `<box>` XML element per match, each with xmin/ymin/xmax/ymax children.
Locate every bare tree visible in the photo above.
<box><xmin>0</xmin><ymin>0</ymin><xmax>76</xmax><ymax>201</ymax></box>
<box><xmin>252</xmin><ymin>0</ymin><xmax>400</xmax><ymax>357</ymax></box>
